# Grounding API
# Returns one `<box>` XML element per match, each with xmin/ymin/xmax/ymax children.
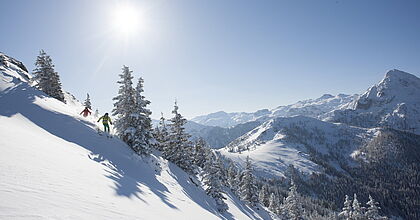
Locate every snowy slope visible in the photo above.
<box><xmin>191</xmin><ymin>94</ymin><xmax>354</xmax><ymax>128</ymax></box>
<box><xmin>219</xmin><ymin>116</ymin><xmax>375</xmax><ymax>178</ymax></box>
<box><xmin>0</xmin><ymin>52</ymin><xmax>30</xmax><ymax>92</ymax></box>
<box><xmin>325</xmin><ymin>69</ymin><xmax>420</xmax><ymax>135</ymax></box>
<box><xmin>185</xmin><ymin>120</ymin><xmax>262</xmax><ymax>149</ymax></box>
<box><xmin>0</xmin><ymin>54</ymin><xmax>271</xmax><ymax>219</ymax></box>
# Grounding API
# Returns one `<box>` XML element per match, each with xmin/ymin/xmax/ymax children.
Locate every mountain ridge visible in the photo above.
<box><xmin>191</xmin><ymin>93</ymin><xmax>355</xmax><ymax>128</ymax></box>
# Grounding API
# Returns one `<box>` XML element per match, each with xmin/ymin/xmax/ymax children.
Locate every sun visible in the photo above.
<box><xmin>112</xmin><ymin>4</ymin><xmax>140</xmax><ymax>35</ymax></box>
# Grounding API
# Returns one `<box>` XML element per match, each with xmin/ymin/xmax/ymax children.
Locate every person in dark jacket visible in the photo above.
<box><xmin>97</xmin><ymin>113</ymin><xmax>112</xmax><ymax>133</ymax></box>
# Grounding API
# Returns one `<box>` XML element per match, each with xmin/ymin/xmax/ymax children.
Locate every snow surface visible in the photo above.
<box><xmin>325</xmin><ymin>69</ymin><xmax>420</xmax><ymax>135</ymax></box>
<box><xmin>184</xmin><ymin>120</ymin><xmax>263</xmax><ymax>149</ymax></box>
<box><xmin>197</xmin><ymin>69</ymin><xmax>419</xmax><ymax>179</ymax></box>
<box><xmin>0</xmin><ymin>54</ymin><xmax>272</xmax><ymax>219</ymax></box>
<box><xmin>219</xmin><ymin>116</ymin><xmax>374</xmax><ymax>178</ymax></box>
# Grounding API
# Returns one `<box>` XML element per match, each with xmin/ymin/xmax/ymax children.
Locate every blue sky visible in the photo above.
<box><xmin>1</xmin><ymin>0</ymin><xmax>419</xmax><ymax>119</ymax></box>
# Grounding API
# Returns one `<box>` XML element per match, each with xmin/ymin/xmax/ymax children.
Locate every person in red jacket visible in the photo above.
<box><xmin>80</xmin><ymin>107</ymin><xmax>91</xmax><ymax>117</ymax></box>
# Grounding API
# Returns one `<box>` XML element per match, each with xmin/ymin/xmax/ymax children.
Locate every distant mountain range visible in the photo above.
<box><xmin>191</xmin><ymin>93</ymin><xmax>355</xmax><ymax>128</ymax></box>
<box><xmin>213</xmin><ymin>69</ymin><xmax>420</xmax><ymax>219</ymax></box>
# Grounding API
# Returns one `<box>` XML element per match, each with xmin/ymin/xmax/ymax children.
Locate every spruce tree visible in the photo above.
<box><xmin>234</xmin><ymin>169</ymin><xmax>242</xmax><ymax>196</ymax></box>
<box><xmin>239</xmin><ymin>156</ymin><xmax>259</xmax><ymax>206</ymax></box>
<box><xmin>154</xmin><ymin>113</ymin><xmax>169</xmax><ymax>152</ymax></box>
<box><xmin>280</xmin><ymin>180</ymin><xmax>303</xmax><ymax>220</ymax></box>
<box><xmin>352</xmin><ymin>194</ymin><xmax>363</xmax><ymax>220</ymax></box>
<box><xmin>203</xmin><ymin>151</ymin><xmax>228</xmax><ymax>212</ymax></box>
<box><xmin>259</xmin><ymin>184</ymin><xmax>270</xmax><ymax>207</ymax></box>
<box><xmin>215</xmin><ymin>153</ymin><xmax>227</xmax><ymax>186</ymax></box>
<box><xmin>84</xmin><ymin>93</ymin><xmax>92</xmax><ymax>109</ymax></box>
<box><xmin>131</xmin><ymin>77</ymin><xmax>153</xmax><ymax>155</ymax></box>
<box><xmin>339</xmin><ymin>195</ymin><xmax>353</xmax><ymax>220</ymax></box>
<box><xmin>227</xmin><ymin>162</ymin><xmax>238</xmax><ymax>192</ymax></box>
<box><xmin>112</xmin><ymin>66</ymin><xmax>136</xmax><ymax>145</ymax></box>
<box><xmin>365</xmin><ymin>195</ymin><xmax>386</xmax><ymax>220</ymax></box>
<box><xmin>193</xmin><ymin>137</ymin><xmax>207</xmax><ymax>168</ymax></box>
<box><xmin>165</xmin><ymin>101</ymin><xmax>194</xmax><ymax>173</ymax></box>
<box><xmin>268</xmin><ymin>192</ymin><xmax>280</xmax><ymax>214</ymax></box>
<box><xmin>32</xmin><ymin>50</ymin><xmax>65</xmax><ymax>102</ymax></box>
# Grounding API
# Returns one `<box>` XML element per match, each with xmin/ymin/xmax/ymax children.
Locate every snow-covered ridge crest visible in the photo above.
<box><xmin>220</xmin><ymin>115</ymin><xmax>374</xmax><ymax>178</ymax></box>
<box><xmin>0</xmin><ymin>52</ymin><xmax>31</xmax><ymax>92</ymax></box>
<box><xmin>192</xmin><ymin>93</ymin><xmax>355</xmax><ymax>128</ymax></box>
<box><xmin>0</xmin><ymin>52</ymin><xmax>30</xmax><ymax>82</ymax></box>
<box><xmin>326</xmin><ymin>69</ymin><xmax>420</xmax><ymax>134</ymax></box>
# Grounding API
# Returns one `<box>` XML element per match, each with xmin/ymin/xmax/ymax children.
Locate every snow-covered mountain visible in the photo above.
<box><xmin>219</xmin><ymin>69</ymin><xmax>420</xmax><ymax>177</ymax></box>
<box><xmin>216</xmin><ymin>69</ymin><xmax>420</xmax><ymax>219</ymax></box>
<box><xmin>191</xmin><ymin>94</ymin><xmax>355</xmax><ymax>128</ymax></box>
<box><xmin>151</xmin><ymin>120</ymin><xmax>263</xmax><ymax>149</ymax></box>
<box><xmin>185</xmin><ymin>120</ymin><xmax>262</xmax><ymax>149</ymax></box>
<box><xmin>190</xmin><ymin>109</ymin><xmax>270</xmax><ymax>128</ymax></box>
<box><xmin>325</xmin><ymin>69</ymin><xmax>420</xmax><ymax>135</ymax></box>
<box><xmin>188</xmin><ymin>93</ymin><xmax>355</xmax><ymax>149</ymax></box>
<box><xmin>219</xmin><ymin>116</ymin><xmax>375</xmax><ymax>178</ymax></box>
<box><xmin>0</xmin><ymin>53</ymin><xmax>271</xmax><ymax>219</ymax></box>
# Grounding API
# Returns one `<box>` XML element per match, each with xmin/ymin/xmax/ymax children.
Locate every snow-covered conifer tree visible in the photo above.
<box><xmin>352</xmin><ymin>194</ymin><xmax>363</xmax><ymax>220</ymax></box>
<box><xmin>268</xmin><ymin>192</ymin><xmax>280</xmax><ymax>214</ymax></box>
<box><xmin>280</xmin><ymin>180</ymin><xmax>303</xmax><ymax>220</ymax></box>
<box><xmin>215</xmin><ymin>152</ymin><xmax>227</xmax><ymax>186</ymax></box>
<box><xmin>84</xmin><ymin>93</ymin><xmax>92</xmax><ymax>109</ymax></box>
<box><xmin>112</xmin><ymin>66</ymin><xmax>136</xmax><ymax>144</ymax></box>
<box><xmin>154</xmin><ymin>113</ymin><xmax>169</xmax><ymax>151</ymax></box>
<box><xmin>193</xmin><ymin>137</ymin><xmax>207</xmax><ymax>168</ymax></box>
<box><xmin>131</xmin><ymin>77</ymin><xmax>153</xmax><ymax>155</ymax></box>
<box><xmin>32</xmin><ymin>50</ymin><xmax>65</xmax><ymax>102</ymax></box>
<box><xmin>259</xmin><ymin>184</ymin><xmax>270</xmax><ymax>207</ymax></box>
<box><xmin>365</xmin><ymin>195</ymin><xmax>384</xmax><ymax>220</ymax></box>
<box><xmin>239</xmin><ymin>156</ymin><xmax>259</xmax><ymax>206</ymax></box>
<box><xmin>227</xmin><ymin>162</ymin><xmax>238</xmax><ymax>191</ymax></box>
<box><xmin>202</xmin><ymin>151</ymin><xmax>227</xmax><ymax>212</ymax></box>
<box><xmin>339</xmin><ymin>195</ymin><xmax>353</xmax><ymax>220</ymax></box>
<box><xmin>165</xmin><ymin>101</ymin><xmax>194</xmax><ymax>173</ymax></box>
<box><xmin>233</xmin><ymin>169</ymin><xmax>242</xmax><ymax>195</ymax></box>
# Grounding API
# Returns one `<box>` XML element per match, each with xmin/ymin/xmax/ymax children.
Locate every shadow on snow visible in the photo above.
<box><xmin>0</xmin><ymin>82</ymin><xmax>271</xmax><ymax>219</ymax></box>
<box><xmin>0</xmin><ymin>83</ymin><xmax>177</xmax><ymax>210</ymax></box>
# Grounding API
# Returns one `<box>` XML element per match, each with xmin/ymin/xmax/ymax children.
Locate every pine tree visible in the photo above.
<box><xmin>165</xmin><ymin>101</ymin><xmax>194</xmax><ymax>173</ymax></box>
<box><xmin>339</xmin><ymin>195</ymin><xmax>352</xmax><ymax>220</ymax></box>
<box><xmin>280</xmin><ymin>180</ymin><xmax>303</xmax><ymax>220</ymax></box>
<box><xmin>131</xmin><ymin>77</ymin><xmax>153</xmax><ymax>155</ymax></box>
<box><xmin>352</xmin><ymin>194</ymin><xmax>363</xmax><ymax>220</ymax></box>
<box><xmin>239</xmin><ymin>156</ymin><xmax>259</xmax><ymax>206</ymax></box>
<box><xmin>154</xmin><ymin>113</ymin><xmax>169</xmax><ymax>152</ymax></box>
<box><xmin>259</xmin><ymin>184</ymin><xmax>270</xmax><ymax>207</ymax></box>
<box><xmin>203</xmin><ymin>151</ymin><xmax>228</xmax><ymax>212</ymax></box>
<box><xmin>112</xmin><ymin>66</ymin><xmax>136</xmax><ymax>145</ymax></box>
<box><xmin>32</xmin><ymin>50</ymin><xmax>65</xmax><ymax>102</ymax></box>
<box><xmin>365</xmin><ymin>195</ymin><xmax>384</xmax><ymax>220</ymax></box>
<box><xmin>84</xmin><ymin>93</ymin><xmax>92</xmax><ymax>109</ymax></box>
